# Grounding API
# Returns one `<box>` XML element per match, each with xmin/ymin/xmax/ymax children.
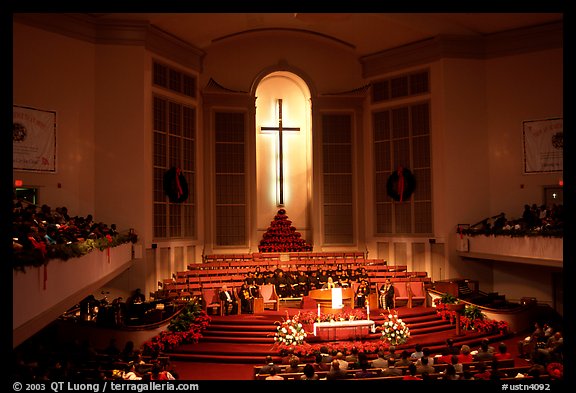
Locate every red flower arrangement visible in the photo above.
<box><xmin>258</xmin><ymin>209</ymin><xmax>312</xmax><ymax>252</ymax></box>
<box><xmin>433</xmin><ymin>298</ymin><xmax>508</xmax><ymax>335</ymax></box>
<box><xmin>276</xmin><ymin>341</ymin><xmax>388</xmax><ymax>359</ymax></box>
<box><xmin>546</xmin><ymin>362</ymin><xmax>563</xmax><ymax>379</ymax></box>
<box><xmin>298</xmin><ymin>308</ymin><xmax>367</xmax><ymax>325</ymax></box>
<box><xmin>143</xmin><ymin>300</ymin><xmax>211</xmax><ymax>355</ymax></box>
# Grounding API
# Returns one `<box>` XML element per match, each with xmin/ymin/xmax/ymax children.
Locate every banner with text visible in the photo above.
<box><xmin>13</xmin><ymin>105</ymin><xmax>57</xmax><ymax>172</ymax></box>
<box><xmin>523</xmin><ymin>117</ymin><xmax>563</xmax><ymax>173</ymax></box>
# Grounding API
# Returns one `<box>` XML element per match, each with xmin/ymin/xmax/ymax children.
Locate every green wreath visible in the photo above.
<box><xmin>163</xmin><ymin>167</ymin><xmax>189</xmax><ymax>203</ymax></box>
<box><xmin>386</xmin><ymin>166</ymin><xmax>416</xmax><ymax>202</ymax></box>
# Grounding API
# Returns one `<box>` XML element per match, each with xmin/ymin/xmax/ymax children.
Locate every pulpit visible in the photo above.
<box><xmin>446</xmin><ymin>303</ymin><xmax>466</xmax><ymax>336</ymax></box>
<box><xmin>308</xmin><ymin>288</ymin><xmax>355</xmax><ymax>313</ymax></box>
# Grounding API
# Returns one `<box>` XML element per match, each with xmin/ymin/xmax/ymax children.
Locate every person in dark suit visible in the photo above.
<box><xmin>259</xmin><ymin>356</ymin><xmax>281</xmax><ymax>375</ymax></box>
<box><xmin>274</xmin><ymin>270</ymin><xmax>289</xmax><ymax>298</ymax></box>
<box><xmin>219</xmin><ymin>284</ymin><xmax>237</xmax><ymax>315</ymax></box>
<box><xmin>355</xmin><ymin>279</ymin><xmax>369</xmax><ymax>308</ymax></box>
<box><xmin>379</xmin><ymin>278</ymin><xmax>394</xmax><ymax>309</ymax></box>
<box><xmin>238</xmin><ymin>283</ymin><xmax>254</xmax><ymax>314</ymax></box>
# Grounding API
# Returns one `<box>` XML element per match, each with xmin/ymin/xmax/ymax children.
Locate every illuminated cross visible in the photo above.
<box><xmin>261</xmin><ymin>99</ymin><xmax>300</xmax><ymax>206</ymax></box>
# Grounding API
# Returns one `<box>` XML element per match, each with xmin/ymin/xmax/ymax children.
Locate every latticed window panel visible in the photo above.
<box><xmin>413</xmin><ymin>168</ymin><xmax>431</xmax><ymax>201</ymax></box>
<box><xmin>216</xmin><ymin>205</ymin><xmax>246</xmax><ymax>246</ymax></box>
<box><xmin>215</xmin><ymin>143</ymin><xmax>245</xmax><ymax>173</ymax></box>
<box><xmin>392</xmin><ymin>107</ymin><xmax>410</xmax><ymax>139</ymax></box>
<box><xmin>323</xmin><ymin>174</ymin><xmax>353</xmax><ymax>204</ymax></box>
<box><xmin>391</xmin><ymin>76</ymin><xmax>409</xmax><ymax>98</ymax></box>
<box><xmin>169</xmin><ymin>204</ymin><xmax>182</xmax><ymax>237</ymax></box>
<box><xmin>372</xmin><ymin>70</ymin><xmax>430</xmax><ymax>103</ymax></box>
<box><xmin>216</xmin><ymin>174</ymin><xmax>246</xmax><ymax>204</ymax></box>
<box><xmin>153</xmin><ymin>203</ymin><xmax>167</xmax><ymax>238</ymax></box>
<box><xmin>322</xmin><ymin>114</ymin><xmax>354</xmax><ymax>245</ymax></box>
<box><xmin>153</xmin><ymin>60</ymin><xmax>196</xmax><ymax>98</ymax></box>
<box><xmin>411</xmin><ymin>102</ymin><xmax>430</xmax><ymax>136</ymax></box>
<box><xmin>372</xmin><ymin>96</ymin><xmax>432</xmax><ymax>234</ymax></box>
<box><xmin>322</xmin><ymin>144</ymin><xmax>353</xmax><ymax>173</ymax></box>
<box><xmin>410</xmin><ymin>72</ymin><xmax>430</xmax><ymax>96</ymax></box>
<box><xmin>214</xmin><ymin>112</ymin><xmax>247</xmax><ymax>246</ymax></box>
<box><xmin>152</xmin><ymin>92</ymin><xmax>196</xmax><ymax>239</ymax></box>
<box><xmin>376</xmin><ymin>202</ymin><xmax>393</xmax><ymax>234</ymax></box>
<box><xmin>153</xmin><ymin>132</ymin><xmax>166</xmax><ymax>168</ymax></box>
<box><xmin>372</xmin><ymin>80</ymin><xmax>390</xmax><ymax>103</ymax></box>
<box><xmin>414</xmin><ymin>201</ymin><xmax>433</xmax><ymax>233</ymax></box>
<box><xmin>412</xmin><ymin>135</ymin><xmax>431</xmax><ymax>168</ymax></box>
<box><xmin>324</xmin><ymin>205</ymin><xmax>354</xmax><ymax>244</ymax></box>
<box><xmin>394</xmin><ymin>201</ymin><xmax>412</xmax><ymax>234</ymax></box>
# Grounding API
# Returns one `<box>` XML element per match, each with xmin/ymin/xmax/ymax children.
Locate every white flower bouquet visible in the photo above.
<box><xmin>380</xmin><ymin>311</ymin><xmax>410</xmax><ymax>346</ymax></box>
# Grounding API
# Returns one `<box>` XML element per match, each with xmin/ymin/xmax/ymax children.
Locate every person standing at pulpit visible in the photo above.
<box><xmin>219</xmin><ymin>284</ymin><xmax>237</xmax><ymax>316</ymax></box>
<box><xmin>355</xmin><ymin>280</ymin><xmax>369</xmax><ymax>308</ymax></box>
<box><xmin>238</xmin><ymin>283</ymin><xmax>254</xmax><ymax>314</ymax></box>
<box><xmin>379</xmin><ymin>278</ymin><xmax>394</xmax><ymax>309</ymax></box>
<box><xmin>322</xmin><ymin>276</ymin><xmax>339</xmax><ymax>289</ymax></box>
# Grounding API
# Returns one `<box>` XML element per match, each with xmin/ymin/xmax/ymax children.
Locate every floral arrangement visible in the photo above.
<box><xmin>13</xmin><ymin>231</ymin><xmax>138</xmax><ymax>270</ymax></box>
<box><xmin>273</xmin><ymin>312</ymin><xmax>308</xmax><ymax>346</ymax></box>
<box><xmin>258</xmin><ymin>209</ymin><xmax>312</xmax><ymax>252</ymax></box>
<box><xmin>298</xmin><ymin>308</ymin><xmax>366</xmax><ymax>325</ymax></box>
<box><xmin>546</xmin><ymin>362</ymin><xmax>563</xmax><ymax>379</ymax></box>
<box><xmin>434</xmin><ymin>298</ymin><xmax>508</xmax><ymax>335</ymax></box>
<box><xmin>284</xmin><ymin>341</ymin><xmax>386</xmax><ymax>359</ymax></box>
<box><xmin>143</xmin><ymin>299</ymin><xmax>211</xmax><ymax>354</ymax></box>
<box><xmin>379</xmin><ymin>310</ymin><xmax>410</xmax><ymax>346</ymax></box>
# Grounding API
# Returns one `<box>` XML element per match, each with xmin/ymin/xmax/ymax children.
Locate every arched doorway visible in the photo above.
<box><xmin>255</xmin><ymin>71</ymin><xmax>312</xmax><ymax>245</ymax></box>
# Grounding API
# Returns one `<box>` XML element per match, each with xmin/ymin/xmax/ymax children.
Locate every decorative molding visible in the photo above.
<box><xmin>204</xmin><ymin>78</ymin><xmax>248</xmax><ymax>94</ymax></box>
<box><xmin>457</xmin><ymin>235</ymin><xmax>562</xmax><ymax>268</ymax></box>
<box><xmin>321</xmin><ymin>84</ymin><xmax>371</xmax><ymax>97</ymax></box>
<box><xmin>484</xmin><ymin>21</ymin><xmax>563</xmax><ymax>58</ymax></box>
<box><xmin>212</xmin><ymin>27</ymin><xmax>356</xmax><ymax>50</ymax></box>
<box><xmin>361</xmin><ymin>21</ymin><xmax>562</xmax><ymax>78</ymax></box>
<box><xmin>13</xmin><ymin>13</ymin><xmax>205</xmax><ymax>72</ymax></box>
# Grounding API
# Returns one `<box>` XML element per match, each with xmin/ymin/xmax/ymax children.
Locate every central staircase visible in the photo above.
<box><xmin>168</xmin><ymin>306</ymin><xmax>507</xmax><ymax>364</ymax></box>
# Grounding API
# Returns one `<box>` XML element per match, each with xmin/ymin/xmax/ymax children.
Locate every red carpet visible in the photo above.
<box><xmin>167</xmin><ymin>305</ymin><xmax>521</xmax><ymax>380</ymax></box>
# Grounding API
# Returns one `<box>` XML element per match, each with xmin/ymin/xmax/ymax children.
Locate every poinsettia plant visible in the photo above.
<box><xmin>298</xmin><ymin>308</ymin><xmax>367</xmax><ymax>325</ymax></box>
<box><xmin>433</xmin><ymin>297</ymin><xmax>508</xmax><ymax>335</ymax></box>
<box><xmin>278</xmin><ymin>341</ymin><xmax>387</xmax><ymax>359</ymax></box>
<box><xmin>143</xmin><ymin>299</ymin><xmax>211</xmax><ymax>354</ymax></box>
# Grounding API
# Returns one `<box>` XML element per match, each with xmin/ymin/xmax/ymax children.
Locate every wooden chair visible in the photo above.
<box><xmin>407</xmin><ymin>281</ymin><xmax>426</xmax><ymax>307</ymax></box>
<box><xmin>259</xmin><ymin>284</ymin><xmax>280</xmax><ymax>311</ymax></box>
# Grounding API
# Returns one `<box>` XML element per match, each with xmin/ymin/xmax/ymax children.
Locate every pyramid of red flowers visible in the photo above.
<box><xmin>258</xmin><ymin>209</ymin><xmax>313</xmax><ymax>252</ymax></box>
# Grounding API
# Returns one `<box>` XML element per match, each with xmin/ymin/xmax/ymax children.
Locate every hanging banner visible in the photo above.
<box><xmin>523</xmin><ymin>117</ymin><xmax>563</xmax><ymax>174</ymax></box>
<box><xmin>13</xmin><ymin>105</ymin><xmax>57</xmax><ymax>172</ymax></box>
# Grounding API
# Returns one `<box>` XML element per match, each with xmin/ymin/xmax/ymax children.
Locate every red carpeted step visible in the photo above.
<box><xmin>200</xmin><ymin>336</ymin><xmax>274</xmax><ymax>344</ymax></box>
<box><xmin>203</xmin><ymin>330</ymin><xmax>275</xmax><ymax>338</ymax></box>
<box><xmin>205</xmin><ymin>324</ymin><xmax>277</xmax><ymax>332</ymax></box>
<box><xmin>169</xmin><ymin>306</ymin><xmax>511</xmax><ymax>366</ymax></box>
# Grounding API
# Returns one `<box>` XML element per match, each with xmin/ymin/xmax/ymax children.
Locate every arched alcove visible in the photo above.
<box><xmin>255</xmin><ymin>72</ymin><xmax>312</xmax><ymax>243</ymax></box>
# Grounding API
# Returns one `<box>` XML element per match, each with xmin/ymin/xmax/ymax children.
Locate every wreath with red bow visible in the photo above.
<box><xmin>386</xmin><ymin>166</ymin><xmax>416</xmax><ymax>202</ymax></box>
<box><xmin>163</xmin><ymin>167</ymin><xmax>189</xmax><ymax>203</ymax></box>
